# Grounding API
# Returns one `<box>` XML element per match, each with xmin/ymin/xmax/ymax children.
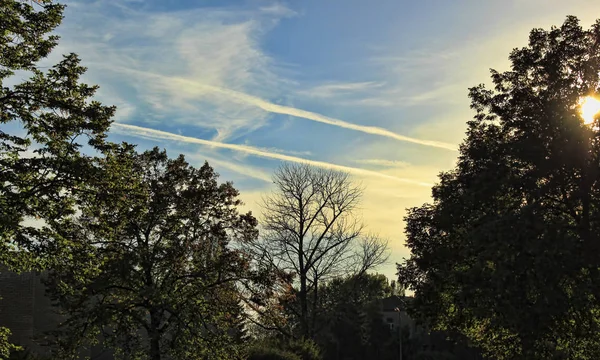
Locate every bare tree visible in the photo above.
<box><xmin>250</xmin><ymin>163</ymin><xmax>389</xmax><ymax>338</ymax></box>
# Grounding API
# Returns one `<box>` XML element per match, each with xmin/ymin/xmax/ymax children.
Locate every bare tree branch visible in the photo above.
<box><xmin>246</xmin><ymin>163</ymin><xmax>389</xmax><ymax>338</ymax></box>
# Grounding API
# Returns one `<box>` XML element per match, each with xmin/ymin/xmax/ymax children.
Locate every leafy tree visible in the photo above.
<box><xmin>47</xmin><ymin>147</ymin><xmax>265</xmax><ymax>360</ymax></box>
<box><xmin>247</xmin><ymin>164</ymin><xmax>388</xmax><ymax>338</ymax></box>
<box><xmin>398</xmin><ymin>16</ymin><xmax>600</xmax><ymax>360</ymax></box>
<box><xmin>1</xmin><ymin>0</ymin><xmax>114</xmax><ymax>355</ymax></box>
<box><xmin>310</xmin><ymin>273</ymin><xmax>397</xmax><ymax>360</ymax></box>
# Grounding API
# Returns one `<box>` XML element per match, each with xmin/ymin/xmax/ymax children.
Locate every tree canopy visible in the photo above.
<box><xmin>399</xmin><ymin>16</ymin><xmax>600</xmax><ymax>360</ymax></box>
<box><xmin>47</xmin><ymin>147</ymin><xmax>266</xmax><ymax>360</ymax></box>
<box><xmin>311</xmin><ymin>273</ymin><xmax>398</xmax><ymax>360</ymax></box>
<box><xmin>1</xmin><ymin>0</ymin><xmax>114</xmax><ymax>269</ymax></box>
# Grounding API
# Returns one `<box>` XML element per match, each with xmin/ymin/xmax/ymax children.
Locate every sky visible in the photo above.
<box><xmin>43</xmin><ymin>0</ymin><xmax>600</xmax><ymax>279</ymax></box>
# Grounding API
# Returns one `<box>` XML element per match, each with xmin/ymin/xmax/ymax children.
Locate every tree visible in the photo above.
<box><xmin>47</xmin><ymin>147</ymin><xmax>266</xmax><ymax>360</ymax></box>
<box><xmin>398</xmin><ymin>16</ymin><xmax>600</xmax><ymax>360</ymax></box>
<box><xmin>248</xmin><ymin>164</ymin><xmax>388</xmax><ymax>339</ymax></box>
<box><xmin>1</xmin><ymin>0</ymin><xmax>114</xmax><ymax>355</ymax></box>
<box><xmin>311</xmin><ymin>274</ymin><xmax>398</xmax><ymax>360</ymax></box>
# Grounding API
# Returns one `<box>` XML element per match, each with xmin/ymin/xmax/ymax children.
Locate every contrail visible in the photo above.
<box><xmin>107</xmin><ymin>66</ymin><xmax>458</xmax><ymax>151</ymax></box>
<box><xmin>112</xmin><ymin>123</ymin><xmax>434</xmax><ymax>187</ymax></box>
<box><xmin>196</xmin><ymin>82</ymin><xmax>458</xmax><ymax>151</ymax></box>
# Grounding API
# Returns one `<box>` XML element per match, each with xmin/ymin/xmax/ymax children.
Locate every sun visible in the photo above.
<box><xmin>580</xmin><ymin>96</ymin><xmax>600</xmax><ymax>124</ymax></box>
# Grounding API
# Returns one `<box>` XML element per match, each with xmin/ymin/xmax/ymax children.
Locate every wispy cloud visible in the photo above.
<box><xmin>184</xmin><ymin>154</ymin><xmax>273</xmax><ymax>183</ymax></box>
<box><xmin>299</xmin><ymin>81</ymin><xmax>384</xmax><ymax>98</ymax></box>
<box><xmin>355</xmin><ymin>159</ymin><xmax>411</xmax><ymax>168</ymax></box>
<box><xmin>244</xmin><ymin>144</ymin><xmax>312</xmax><ymax>157</ymax></box>
<box><xmin>57</xmin><ymin>0</ymin><xmax>290</xmax><ymax>142</ymax></box>
<box><xmin>112</xmin><ymin>123</ymin><xmax>434</xmax><ymax>187</ymax></box>
<box><xmin>56</xmin><ymin>1</ymin><xmax>460</xmax><ymax>151</ymax></box>
<box><xmin>259</xmin><ymin>3</ymin><xmax>298</xmax><ymax>17</ymax></box>
<box><xmin>103</xmin><ymin>66</ymin><xmax>458</xmax><ymax>151</ymax></box>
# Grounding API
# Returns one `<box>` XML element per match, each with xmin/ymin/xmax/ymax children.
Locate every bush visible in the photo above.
<box><xmin>246</xmin><ymin>345</ymin><xmax>300</xmax><ymax>360</ymax></box>
<box><xmin>285</xmin><ymin>338</ymin><xmax>321</xmax><ymax>360</ymax></box>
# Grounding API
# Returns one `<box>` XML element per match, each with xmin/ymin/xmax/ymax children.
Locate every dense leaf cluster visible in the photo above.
<box><xmin>399</xmin><ymin>16</ymin><xmax>600</xmax><ymax>360</ymax></box>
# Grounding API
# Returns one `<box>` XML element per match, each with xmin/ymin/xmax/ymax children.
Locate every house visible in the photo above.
<box><xmin>380</xmin><ymin>295</ymin><xmax>417</xmax><ymax>336</ymax></box>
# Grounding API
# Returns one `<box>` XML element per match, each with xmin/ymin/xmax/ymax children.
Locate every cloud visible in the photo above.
<box><xmin>299</xmin><ymin>81</ymin><xmax>384</xmax><ymax>98</ymax></box>
<box><xmin>245</xmin><ymin>143</ymin><xmax>312</xmax><ymax>157</ymax></box>
<box><xmin>184</xmin><ymin>153</ymin><xmax>273</xmax><ymax>183</ymax></box>
<box><xmin>355</xmin><ymin>159</ymin><xmax>411</xmax><ymax>168</ymax></box>
<box><xmin>56</xmin><ymin>0</ymin><xmax>289</xmax><ymax>142</ymax></box>
<box><xmin>102</xmin><ymin>66</ymin><xmax>458</xmax><ymax>151</ymax></box>
<box><xmin>56</xmin><ymin>0</ymin><xmax>461</xmax><ymax>153</ymax></box>
<box><xmin>112</xmin><ymin>123</ymin><xmax>434</xmax><ymax>187</ymax></box>
<box><xmin>349</xmin><ymin>98</ymin><xmax>396</xmax><ymax>107</ymax></box>
<box><xmin>259</xmin><ymin>3</ymin><xmax>298</xmax><ymax>17</ymax></box>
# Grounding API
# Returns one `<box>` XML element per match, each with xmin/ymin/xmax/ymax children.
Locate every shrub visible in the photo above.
<box><xmin>246</xmin><ymin>345</ymin><xmax>300</xmax><ymax>360</ymax></box>
<box><xmin>285</xmin><ymin>338</ymin><xmax>321</xmax><ymax>360</ymax></box>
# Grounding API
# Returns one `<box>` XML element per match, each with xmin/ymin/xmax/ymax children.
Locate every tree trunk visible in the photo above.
<box><xmin>149</xmin><ymin>309</ymin><xmax>161</xmax><ymax>360</ymax></box>
<box><xmin>300</xmin><ymin>271</ymin><xmax>309</xmax><ymax>337</ymax></box>
<box><xmin>311</xmin><ymin>276</ymin><xmax>318</xmax><ymax>335</ymax></box>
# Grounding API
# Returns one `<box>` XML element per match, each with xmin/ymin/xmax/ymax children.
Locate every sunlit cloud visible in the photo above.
<box><xmin>355</xmin><ymin>159</ymin><xmax>411</xmax><ymax>168</ymax></box>
<box><xmin>56</xmin><ymin>0</ymin><xmax>288</xmax><ymax>142</ymax></box>
<box><xmin>299</xmin><ymin>81</ymin><xmax>385</xmax><ymax>98</ymax></box>
<box><xmin>102</xmin><ymin>66</ymin><xmax>458</xmax><ymax>151</ymax></box>
<box><xmin>112</xmin><ymin>123</ymin><xmax>434</xmax><ymax>187</ymax></box>
<box><xmin>184</xmin><ymin>153</ymin><xmax>273</xmax><ymax>183</ymax></box>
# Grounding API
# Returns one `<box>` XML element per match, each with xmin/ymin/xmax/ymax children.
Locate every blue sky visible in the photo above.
<box><xmin>48</xmin><ymin>0</ymin><xmax>600</xmax><ymax>278</ymax></box>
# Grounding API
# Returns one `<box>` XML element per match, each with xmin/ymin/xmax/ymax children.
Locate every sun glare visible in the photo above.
<box><xmin>580</xmin><ymin>96</ymin><xmax>600</xmax><ymax>124</ymax></box>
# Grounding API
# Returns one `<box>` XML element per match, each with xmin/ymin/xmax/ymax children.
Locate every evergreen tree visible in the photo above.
<box><xmin>1</xmin><ymin>1</ymin><xmax>114</xmax><ymax>356</ymax></box>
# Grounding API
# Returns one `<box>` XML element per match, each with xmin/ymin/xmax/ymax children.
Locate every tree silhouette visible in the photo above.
<box><xmin>47</xmin><ymin>147</ymin><xmax>265</xmax><ymax>360</ymax></box>
<box><xmin>399</xmin><ymin>16</ymin><xmax>600</xmax><ymax>360</ymax></box>
<box><xmin>248</xmin><ymin>164</ymin><xmax>388</xmax><ymax>339</ymax></box>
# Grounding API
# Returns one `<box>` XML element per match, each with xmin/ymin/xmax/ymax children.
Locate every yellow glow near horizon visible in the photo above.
<box><xmin>580</xmin><ymin>96</ymin><xmax>600</xmax><ymax>124</ymax></box>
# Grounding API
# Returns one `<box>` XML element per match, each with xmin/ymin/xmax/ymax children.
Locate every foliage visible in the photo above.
<box><xmin>1</xmin><ymin>0</ymin><xmax>114</xmax><ymax>355</ymax></box>
<box><xmin>398</xmin><ymin>16</ymin><xmax>600</xmax><ymax>360</ymax></box>
<box><xmin>310</xmin><ymin>274</ymin><xmax>398</xmax><ymax>360</ymax></box>
<box><xmin>1</xmin><ymin>0</ymin><xmax>114</xmax><ymax>268</ymax></box>
<box><xmin>247</xmin><ymin>164</ymin><xmax>388</xmax><ymax>338</ymax></box>
<box><xmin>284</xmin><ymin>338</ymin><xmax>321</xmax><ymax>360</ymax></box>
<box><xmin>46</xmin><ymin>146</ymin><xmax>265</xmax><ymax>360</ymax></box>
<box><xmin>0</xmin><ymin>327</ymin><xmax>20</xmax><ymax>359</ymax></box>
<box><xmin>246</xmin><ymin>345</ymin><xmax>300</xmax><ymax>360</ymax></box>
<box><xmin>246</xmin><ymin>338</ymin><xmax>320</xmax><ymax>360</ymax></box>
